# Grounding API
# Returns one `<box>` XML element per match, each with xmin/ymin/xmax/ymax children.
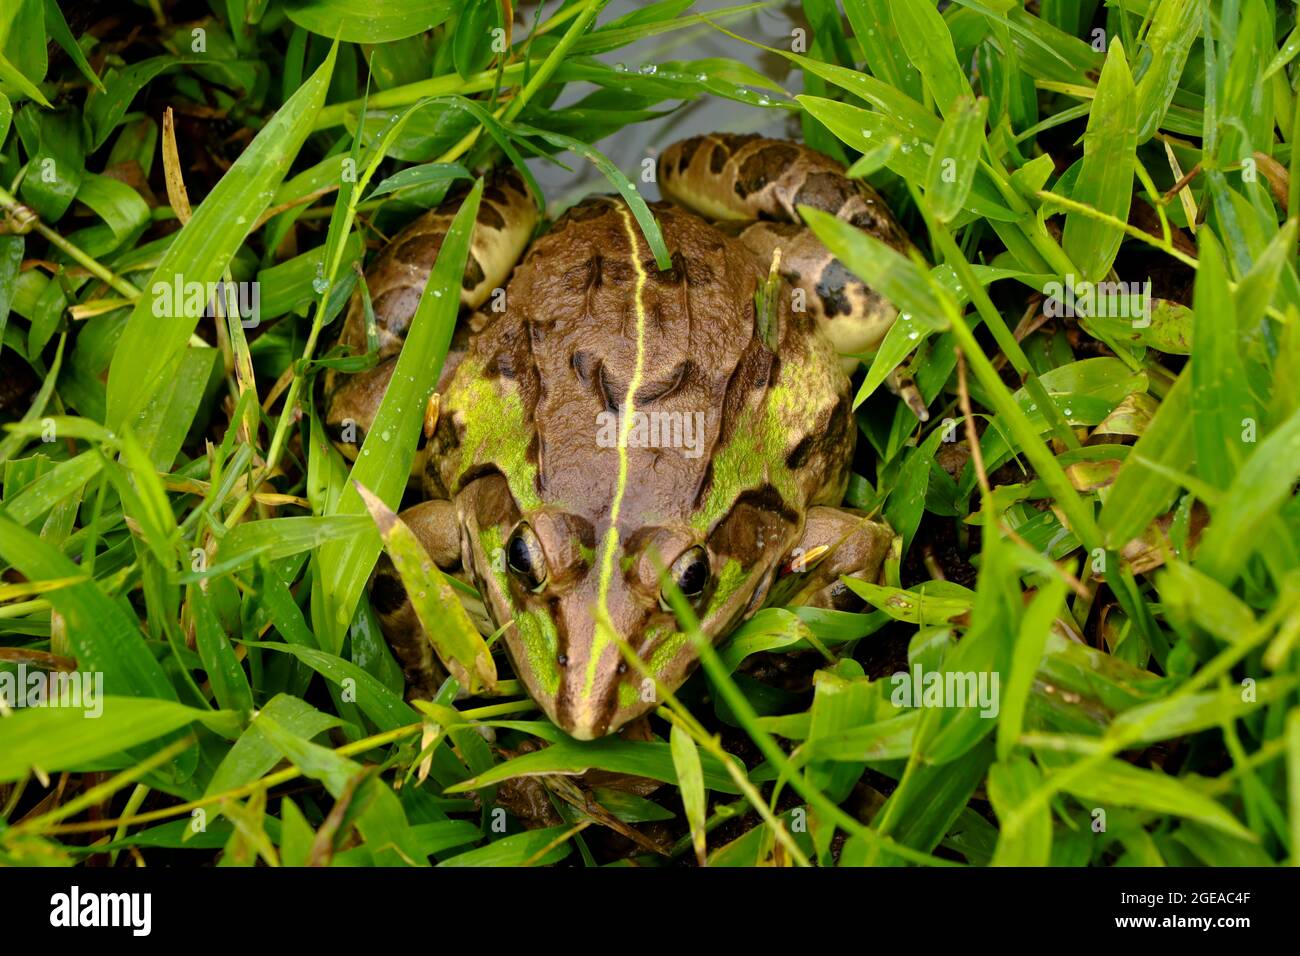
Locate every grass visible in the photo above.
<box><xmin>0</xmin><ymin>0</ymin><xmax>1297</xmax><ymax>867</ymax></box>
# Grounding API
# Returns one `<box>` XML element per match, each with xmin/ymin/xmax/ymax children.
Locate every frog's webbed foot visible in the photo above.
<box><xmin>773</xmin><ymin>507</ymin><xmax>894</xmax><ymax>611</ymax></box>
<box><xmin>370</xmin><ymin>499</ymin><xmax>482</xmax><ymax>701</ymax></box>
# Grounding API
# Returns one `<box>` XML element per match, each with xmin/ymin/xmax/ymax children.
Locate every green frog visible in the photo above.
<box><xmin>326</xmin><ymin>134</ymin><xmax>906</xmax><ymax>739</ymax></box>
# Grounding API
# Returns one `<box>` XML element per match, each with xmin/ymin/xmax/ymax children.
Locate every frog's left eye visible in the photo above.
<box><xmin>661</xmin><ymin>546</ymin><xmax>709</xmax><ymax>609</ymax></box>
<box><xmin>506</xmin><ymin>522</ymin><xmax>547</xmax><ymax>591</ymax></box>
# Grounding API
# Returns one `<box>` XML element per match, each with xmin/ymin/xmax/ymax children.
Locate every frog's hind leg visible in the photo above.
<box><xmin>324</xmin><ymin>166</ymin><xmax>538</xmax><ymax>464</ymax></box>
<box><xmin>658</xmin><ymin>135</ymin><xmax>927</xmax><ymax>418</ymax></box>
<box><xmin>369</xmin><ymin>499</ymin><xmax>487</xmax><ymax>701</ymax></box>
<box><xmin>771</xmin><ymin>506</ymin><xmax>895</xmax><ymax>612</ymax></box>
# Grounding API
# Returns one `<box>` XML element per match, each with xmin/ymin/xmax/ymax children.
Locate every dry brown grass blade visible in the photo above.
<box><xmin>161</xmin><ymin>107</ymin><xmax>194</xmax><ymax>225</ymax></box>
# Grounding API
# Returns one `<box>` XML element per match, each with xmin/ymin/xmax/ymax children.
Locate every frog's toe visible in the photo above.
<box><xmin>777</xmin><ymin>507</ymin><xmax>895</xmax><ymax>611</ymax></box>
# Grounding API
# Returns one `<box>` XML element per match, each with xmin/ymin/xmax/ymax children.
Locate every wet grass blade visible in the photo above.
<box><xmin>988</xmin><ymin>756</ymin><xmax>1051</xmax><ymax>866</ymax></box>
<box><xmin>0</xmin><ymin>699</ymin><xmax>237</xmax><ymax>782</ymax></box>
<box><xmin>240</xmin><ymin>640</ymin><xmax>419</xmax><ymax>731</ymax></box>
<box><xmin>253</xmin><ymin>713</ymin><xmax>427</xmax><ymax>866</ymax></box>
<box><xmin>997</xmin><ymin>579</ymin><xmax>1065</xmax><ymax>761</ymax></box>
<box><xmin>1099</xmin><ymin>370</ymin><xmax>1193</xmax><ymax>549</ymax></box>
<box><xmin>1061</xmin><ymin>39</ymin><xmax>1137</xmax><ymax>282</ymax></box>
<box><xmin>354</xmin><ymin>481</ymin><xmax>497</xmax><ymax>696</ymax></box>
<box><xmin>105</xmin><ymin>42</ymin><xmax>338</xmax><ymax>456</ymax></box>
<box><xmin>1053</xmin><ymin>758</ymin><xmax>1254</xmax><ymax>840</ymax></box>
<box><xmin>284</xmin><ymin>0</ymin><xmax>455</xmax><ymax>43</ymax></box>
<box><xmin>1189</xmin><ymin>229</ymin><xmax>1252</xmax><ymax>489</ymax></box>
<box><xmin>215</xmin><ymin>516</ymin><xmax>374</xmax><ymax>573</ymax></box>
<box><xmin>437</xmin><ymin>825</ymin><xmax>575</xmax><ymax>867</ymax></box>
<box><xmin>1195</xmin><ymin>404</ymin><xmax>1300</xmax><ymax>585</ymax></box>
<box><xmin>890</xmin><ymin>0</ymin><xmax>974</xmax><ymax>114</ymax></box>
<box><xmin>926</xmin><ymin>96</ymin><xmax>990</xmax><ymax>223</ymax></box>
<box><xmin>1134</xmin><ymin>0</ymin><xmax>1202</xmax><ymax>142</ymax></box>
<box><xmin>205</xmin><ymin>694</ymin><xmax>341</xmax><ymax>797</ymax></box>
<box><xmin>446</xmin><ymin>738</ymin><xmax>741</xmax><ymax>795</ymax></box>
<box><xmin>315</xmin><ymin>179</ymin><xmax>482</xmax><ymax>650</ymax></box>
<box><xmin>510</xmin><ymin>122</ymin><xmax>670</xmax><ymax>269</ymax></box>
<box><xmin>189</xmin><ymin>584</ymin><xmax>254</xmax><ymax>714</ymax></box>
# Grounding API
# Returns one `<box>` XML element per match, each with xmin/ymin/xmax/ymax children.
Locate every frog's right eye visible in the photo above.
<box><xmin>659</xmin><ymin>545</ymin><xmax>709</xmax><ymax>611</ymax></box>
<box><xmin>506</xmin><ymin>522</ymin><xmax>547</xmax><ymax>591</ymax></box>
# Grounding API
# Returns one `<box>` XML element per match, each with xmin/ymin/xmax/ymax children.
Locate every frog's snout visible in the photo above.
<box><xmin>548</xmin><ymin>586</ymin><xmax>665</xmax><ymax>741</ymax></box>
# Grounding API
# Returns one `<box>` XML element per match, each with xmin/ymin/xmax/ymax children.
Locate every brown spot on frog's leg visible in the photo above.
<box><xmin>772</xmin><ymin>507</ymin><xmax>895</xmax><ymax>611</ymax></box>
<box><xmin>792</xmin><ymin>170</ymin><xmax>858</xmax><ymax>217</ymax></box>
<box><xmin>735</xmin><ymin>143</ymin><xmax>800</xmax><ymax>200</ymax></box>
<box><xmin>655</xmin><ymin>128</ymin><xmax>914</xmax><ymax>351</ymax></box>
<box><xmin>733</xmin><ymin>220</ymin><xmax>900</xmax><ymax>359</ymax></box>
<box><xmin>814</xmin><ymin>259</ymin><xmax>859</xmax><ymax>319</ymax></box>
<box><xmin>394</xmin><ymin>228</ymin><xmax>445</xmax><ymax>267</ymax></box>
<box><xmin>476</xmin><ymin>201</ymin><xmax>506</xmax><ymax>230</ymax></box>
<box><xmin>554</xmin><ymin>195</ymin><xmax>620</xmax><ymax>227</ymax></box>
<box><xmin>369</xmin><ymin>285</ymin><xmax>424</xmax><ymax>342</ymax></box>
<box><xmin>674</xmin><ymin>135</ymin><xmax>702</xmax><ymax>175</ymax></box>
<box><xmin>717</xmin><ymin>132</ymin><xmax>761</xmax><ymax>153</ymax></box>
<box><xmin>371</xmin><ymin>558</ymin><xmax>447</xmax><ymax>702</ymax></box>
<box><xmin>708</xmin><ymin>140</ymin><xmax>729</xmax><ymax>174</ymax></box>
<box><xmin>461</xmin><ymin>252</ymin><xmax>486</xmax><ymax>291</ymax></box>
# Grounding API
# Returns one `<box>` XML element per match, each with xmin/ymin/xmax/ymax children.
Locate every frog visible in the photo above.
<box><xmin>325</xmin><ymin>133</ymin><xmax>909</xmax><ymax>740</ymax></box>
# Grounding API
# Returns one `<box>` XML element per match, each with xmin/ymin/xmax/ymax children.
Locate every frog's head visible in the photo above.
<box><xmin>428</xmin><ymin>201</ymin><xmax>853</xmax><ymax>739</ymax></box>
<box><xmin>453</xmin><ymin>472</ymin><xmax>813</xmax><ymax>739</ymax></box>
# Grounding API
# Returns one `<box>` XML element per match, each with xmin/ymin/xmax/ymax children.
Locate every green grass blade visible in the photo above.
<box><xmin>315</xmin><ymin>178</ymin><xmax>483</xmax><ymax>651</ymax></box>
<box><xmin>0</xmin><ymin>699</ymin><xmax>236</xmax><ymax>782</ymax></box>
<box><xmin>1195</xmin><ymin>403</ymin><xmax>1300</xmax><ymax>585</ymax></box>
<box><xmin>890</xmin><ymin>0</ymin><xmax>974</xmax><ymax>114</ymax></box>
<box><xmin>355</xmin><ymin>481</ymin><xmax>496</xmax><ymax>695</ymax></box>
<box><xmin>927</xmin><ymin>96</ymin><xmax>990</xmax><ymax>223</ymax></box>
<box><xmin>1061</xmin><ymin>38</ymin><xmax>1137</xmax><ymax>282</ymax></box>
<box><xmin>0</xmin><ymin>514</ymin><xmax>176</xmax><ymax>700</ymax></box>
<box><xmin>1134</xmin><ymin>0</ymin><xmax>1202</xmax><ymax>142</ymax></box>
<box><xmin>105</xmin><ymin>41</ymin><xmax>338</xmax><ymax>456</ymax></box>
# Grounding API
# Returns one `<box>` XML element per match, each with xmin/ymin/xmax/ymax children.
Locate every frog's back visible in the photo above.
<box><xmin>428</xmin><ymin>198</ymin><xmax>854</xmax><ymax>534</ymax></box>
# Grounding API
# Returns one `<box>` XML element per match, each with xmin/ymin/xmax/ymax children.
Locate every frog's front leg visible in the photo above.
<box><xmin>370</xmin><ymin>498</ymin><xmax>466</xmax><ymax>701</ymax></box>
<box><xmin>775</xmin><ymin>507</ymin><xmax>894</xmax><ymax>612</ymax></box>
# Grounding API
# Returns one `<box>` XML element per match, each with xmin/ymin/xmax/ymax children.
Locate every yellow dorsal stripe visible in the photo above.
<box><xmin>586</xmin><ymin>204</ymin><xmax>649</xmax><ymax>700</ymax></box>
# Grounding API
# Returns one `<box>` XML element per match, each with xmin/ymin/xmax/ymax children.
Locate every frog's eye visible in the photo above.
<box><xmin>506</xmin><ymin>522</ymin><xmax>547</xmax><ymax>591</ymax></box>
<box><xmin>661</xmin><ymin>546</ymin><xmax>709</xmax><ymax>609</ymax></box>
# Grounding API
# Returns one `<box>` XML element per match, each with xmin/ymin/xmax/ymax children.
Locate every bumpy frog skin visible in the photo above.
<box><xmin>326</xmin><ymin>135</ymin><xmax>904</xmax><ymax>739</ymax></box>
